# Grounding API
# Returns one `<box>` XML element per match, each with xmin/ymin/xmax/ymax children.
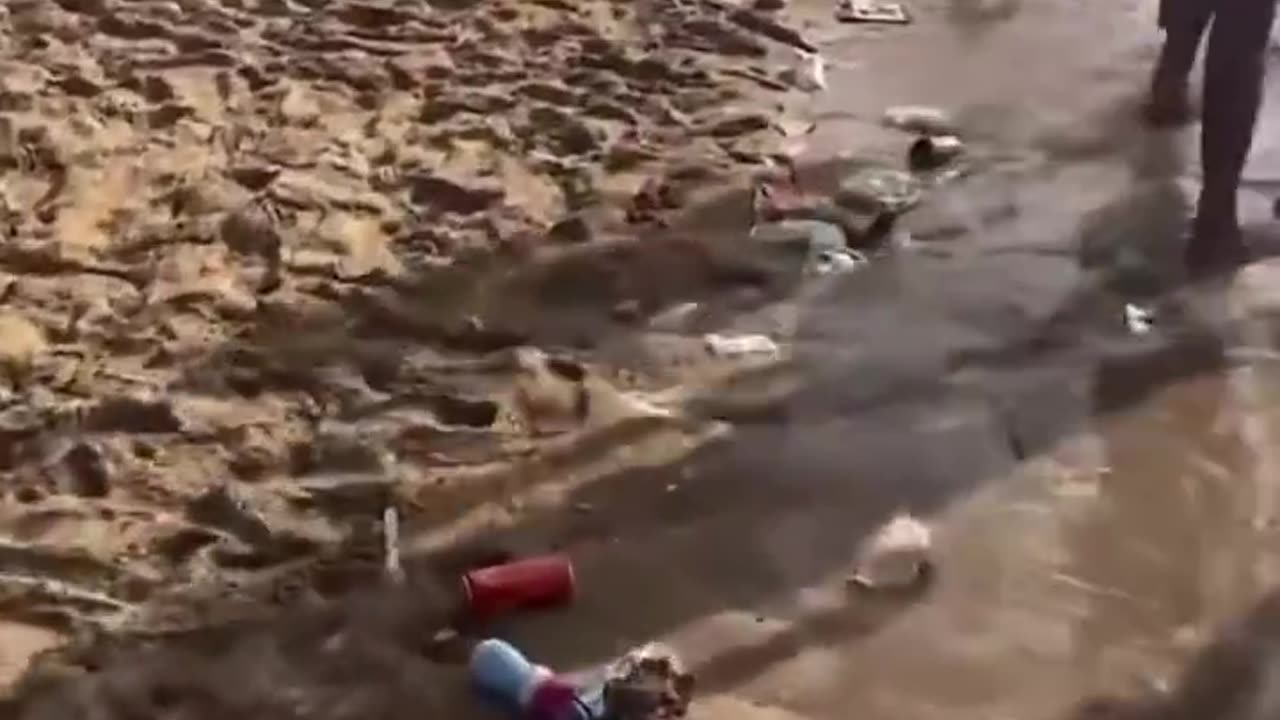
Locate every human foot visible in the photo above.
<box><xmin>1185</xmin><ymin>224</ymin><xmax>1250</xmax><ymax>278</ymax></box>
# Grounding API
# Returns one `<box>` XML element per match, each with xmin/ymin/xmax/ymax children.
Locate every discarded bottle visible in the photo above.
<box><xmin>470</xmin><ymin>639</ymin><xmax>603</xmax><ymax>720</ymax></box>
<box><xmin>463</xmin><ymin>554</ymin><xmax>576</xmax><ymax>620</ymax></box>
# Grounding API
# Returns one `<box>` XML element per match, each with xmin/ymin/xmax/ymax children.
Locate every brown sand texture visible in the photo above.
<box><xmin>0</xmin><ymin>0</ymin><xmax>816</xmax><ymax>708</ymax></box>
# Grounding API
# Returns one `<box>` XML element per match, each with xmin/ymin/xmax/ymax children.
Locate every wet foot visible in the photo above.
<box><xmin>1185</xmin><ymin>225</ymin><xmax>1251</xmax><ymax>278</ymax></box>
<box><xmin>1143</xmin><ymin>83</ymin><xmax>1195</xmax><ymax>128</ymax></box>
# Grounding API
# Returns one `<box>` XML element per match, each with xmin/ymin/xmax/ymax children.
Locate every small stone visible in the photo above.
<box><xmin>279</xmin><ymin>86</ymin><xmax>321</xmax><ymax>125</ymax></box>
<box><xmin>882</xmin><ymin>105</ymin><xmax>956</xmax><ymax>136</ymax></box>
<box><xmin>0</xmin><ymin>311</ymin><xmax>47</xmax><ymax>382</ymax></box>
<box><xmin>547</xmin><ymin>214</ymin><xmax>593</xmax><ymax>244</ymax></box>
<box><xmin>61</xmin><ymin>442</ymin><xmax>111</xmax><ymax>498</ymax></box>
<box><xmin>612</xmin><ymin>299</ymin><xmax>642</xmax><ymax>323</ymax></box>
<box><xmin>848</xmin><ymin>513</ymin><xmax>933</xmax><ymax>590</ymax></box>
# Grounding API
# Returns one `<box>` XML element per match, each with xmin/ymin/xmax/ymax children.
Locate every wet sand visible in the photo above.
<box><xmin>9</xmin><ymin>0</ymin><xmax>1280</xmax><ymax>719</ymax></box>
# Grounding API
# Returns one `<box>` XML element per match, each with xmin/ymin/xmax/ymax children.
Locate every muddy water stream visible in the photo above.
<box><xmin>492</xmin><ymin>1</ymin><xmax>1280</xmax><ymax>718</ymax></box>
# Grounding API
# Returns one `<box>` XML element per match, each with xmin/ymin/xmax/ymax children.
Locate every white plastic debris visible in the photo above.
<box><xmin>848</xmin><ymin>512</ymin><xmax>933</xmax><ymax>590</ymax></box>
<box><xmin>794</xmin><ymin>49</ymin><xmax>827</xmax><ymax>91</ymax></box>
<box><xmin>383</xmin><ymin>506</ymin><xmax>405</xmax><ymax>584</ymax></box>
<box><xmin>810</xmin><ymin>249</ymin><xmax>866</xmax><ymax>276</ymax></box>
<box><xmin>882</xmin><ymin>105</ymin><xmax>955</xmax><ymax>136</ymax></box>
<box><xmin>1124</xmin><ymin>303</ymin><xmax>1154</xmax><ymax>335</ymax></box>
<box><xmin>704</xmin><ymin>333</ymin><xmax>781</xmax><ymax>360</ymax></box>
<box><xmin>836</xmin><ymin>0</ymin><xmax>911</xmax><ymax>24</ymax></box>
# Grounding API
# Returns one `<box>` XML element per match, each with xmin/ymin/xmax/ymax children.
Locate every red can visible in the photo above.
<box><xmin>462</xmin><ymin>554</ymin><xmax>576</xmax><ymax>619</ymax></box>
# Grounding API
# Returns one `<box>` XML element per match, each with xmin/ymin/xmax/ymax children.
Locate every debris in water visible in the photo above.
<box><xmin>383</xmin><ymin>506</ymin><xmax>404</xmax><ymax>585</ymax></box>
<box><xmin>811</xmin><ymin>248</ymin><xmax>867</xmax><ymax>275</ymax></box>
<box><xmin>835</xmin><ymin>166</ymin><xmax>923</xmax><ymax>214</ymax></box>
<box><xmin>604</xmin><ymin>643</ymin><xmax>695</xmax><ymax>720</ymax></box>
<box><xmin>470</xmin><ymin>639</ymin><xmax>592</xmax><ymax>719</ymax></box>
<box><xmin>1124</xmin><ymin>303</ymin><xmax>1154</xmax><ymax>335</ymax></box>
<box><xmin>780</xmin><ymin>48</ymin><xmax>826</xmax><ymax>91</ymax></box>
<box><xmin>848</xmin><ymin>513</ymin><xmax>933</xmax><ymax>590</ymax></box>
<box><xmin>908</xmin><ymin>135</ymin><xmax>965</xmax><ymax>172</ymax></box>
<box><xmin>882</xmin><ymin>105</ymin><xmax>955</xmax><ymax>136</ymax></box>
<box><xmin>835</xmin><ymin>0</ymin><xmax>912</xmax><ymax>24</ymax></box>
<box><xmin>749</xmin><ymin>219</ymin><xmax>863</xmax><ymax>274</ymax></box>
<box><xmin>704</xmin><ymin>333</ymin><xmax>781</xmax><ymax>359</ymax></box>
<box><xmin>462</xmin><ymin>554</ymin><xmax>576</xmax><ymax>619</ymax></box>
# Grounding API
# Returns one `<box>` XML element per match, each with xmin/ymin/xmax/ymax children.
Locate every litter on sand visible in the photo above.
<box><xmin>835</xmin><ymin>0</ymin><xmax>911</xmax><ymax>25</ymax></box>
<box><xmin>704</xmin><ymin>333</ymin><xmax>781</xmax><ymax>360</ymax></box>
<box><xmin>781</xmin><ymin>48</ymin><xmax>827</xmax><ymax>91</ymax></box>
<box><xmin>848</xmin><ymin>512</ymin><xmax>933</xmax><ymax>590</ymax></box>
<box><xmin>1124</xmin><ymin>303</ymin><xmax>1154</xmax><ymax>335</ymax></box>
<box><xmin>603</xmin><ymin>643</ymin><xmax>695</xmax><ymax>720</ymax></box>
<box><xmin>881</xmin><ymin>105</ymin><xmax>955</xmax><ymax>136</ymax></box>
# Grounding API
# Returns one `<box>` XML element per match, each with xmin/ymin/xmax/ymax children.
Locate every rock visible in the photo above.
<box><xmin>547</xmin><ymin>214</ymin><xmax>593</xmax><ymax>244</ymax></box>
<box><xmin>59</xmin><ymin>441</ymin><xmax>111</xmax><ymax>498</ymax></box>
<box><xmin>835</xmin><ymin>167</ymin><xmax>923</xmax><ymax>214</ymax></box>
<box><xmin>848</xmin><ymin>513</ymin><xmax>933</xmax><ymax>590</ymax></box>
<box><xmin>291</xmin><ymin>428</ymin><xmax>388</xmax><ymax>476</ymax></box>
<box><xmin>882</xmin><ymin>105</ymin><xmax>956</xmax><ymax>136</ymax></box>
<box><xmin>612</xmin><ymin>299</ymin><xmax>642</xmax><ymax>323</ymax></box>
<box><xmin>708</xmin><ymin>113</ymin><xmax>771</xmax><ymax>139</ymax></box>
<box><xmin>728</xmin><ymin>9</ymin><xmax>816</xmax><ymax>52</ymax></box>
<box><xmin>83</xmin><ymin>396</ymin><xmax>183</xmax><ymax>434</ymax></box>
<box><xmin>219</xmin><ymin>200</ymin><xmax>283</xmax><ymax>259</ymax></box>
<box><xmin>278</xmin><ymin>86</ymin><xmax>321</xmax><ymax>126</ymax></box>
<box><xmin>408</xmin><ymin>174</ymin><xmax>503</xmax><ymax>215</ymax></box>
<box><xmin>512</xmin><ymin>347</ymin><xmax>588</xmax><ymax>433</ymax></box>
<box><xmin>185</xmin><ymin>485</ymin><xmax>273</xmax><ymax>546</ymax></box>
<box><xmin>0</xmin><ymin>311</ymin><xmax>47</xmax><ymax>382</ymax></box>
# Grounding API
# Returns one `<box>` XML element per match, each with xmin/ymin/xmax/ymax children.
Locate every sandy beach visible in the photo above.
<box><xmin>0</xmin><ymin>0</ymin><xmax>827</xmax><ymax>695</ymax></box>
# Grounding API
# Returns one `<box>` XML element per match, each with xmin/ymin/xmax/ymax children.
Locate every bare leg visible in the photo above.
<box><xmin>1147</xmin><ymin>0</ymin><xmax>1212</xmax><ymax>127</ymax></box>
<box><xmin>1187</xmin><ymin>0</ymin><xmax>1276</xmax><ymax>272</ymax></box>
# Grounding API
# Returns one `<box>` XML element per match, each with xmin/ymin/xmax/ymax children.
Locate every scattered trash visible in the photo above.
<box><xmin>1124</xmin><ymin>303</ymin><xmax>1154</xmax><ymax>335</ymax></box>
<box><xmin>810</xmin><ymin>248</ymin><xmax>867</xmax><ymax>275</ymax></box>
<box><xmin>907</xmin><ymin>135</ymin><xmax>965</xmax><ymax>172</ymax></box>
<box><xmin>649</xmin><ymin>301</ymin><xmax>700</xmax><ymax>332</ymax></box>
<box><xmin>848</xmin><ymin>512</ymin><xmax>933</xmax><ymax>590</ymax></box>
<box><xmin>383</xmin><ymin>506</ymin><xmax>404</xmax><ymax>585</ymax></box>
<box><xmin>704</xmin><ymin>333</ymin><xmax>781</xmax><ymax>360</ymax></box>
<box><xmin>751</xmin><ymin>219</ymin><xmax>866</xmax><ymax>276</ymax></box>
<box><xmin>603</xmin><ymin>643</ymin><xmax>696</xmax><ymax>720</ymax></box>
<box><xmin>835</xmin><ymin>0</ymin><xmax>911</xmax><ymax>24</ymax></box>
<box><xmin>780</xmin><ymin>48</ymin><xmax>826</xmax><ymax>91</ymax></box>
<box><xmin>470</xmin><ymin>638</ymin><xmax>602</xmax><ymax>720</ymax></box>
<box><xmin>835</xmin><ymin>166</ymin><xmax>923</xmax><ymax>214</ymax></box>
<box><xmin>462</xmin><ymin>554</ymin><xmax>576</xmax><ymax>619</ymax></box>
<box><xmin>882</xmin><ymin>105</ymin><xmax>955</xmax><ymax>136</ymax></box>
